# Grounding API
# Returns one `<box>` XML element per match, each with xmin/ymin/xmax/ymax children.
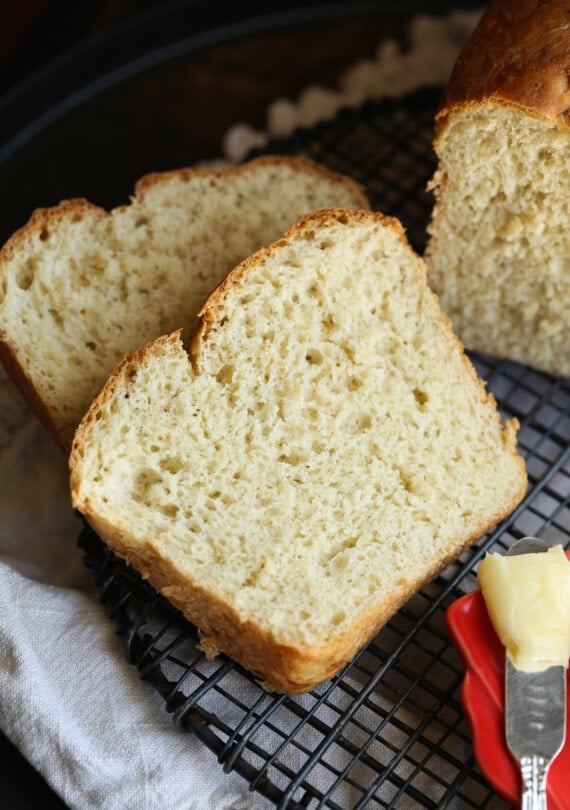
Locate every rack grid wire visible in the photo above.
<box><xmin>78</xmin><ymin>85</ymin><xmax>570</xmax><ymax>809</ymax></box>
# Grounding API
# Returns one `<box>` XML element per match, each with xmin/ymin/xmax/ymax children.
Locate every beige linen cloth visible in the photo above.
<box><xmin>0</xmin><ymin>10</ymin><xmax>479</xmax><ymax>809</ymax></box>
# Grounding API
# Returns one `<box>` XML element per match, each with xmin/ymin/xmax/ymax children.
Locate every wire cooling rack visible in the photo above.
<box><xmin>79</xmin><ymin>85</ymin><xmax>570</xmax><ymax>809</ymax></box>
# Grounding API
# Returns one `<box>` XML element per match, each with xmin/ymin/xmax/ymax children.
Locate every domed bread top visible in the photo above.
<box><xmin>435</xmin><ymin>0</ymin><xmax>570</xmax><ymax>133</ymax></box>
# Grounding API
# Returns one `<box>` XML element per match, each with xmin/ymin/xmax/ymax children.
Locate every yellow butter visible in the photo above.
<box><xmin>477</xmin><ymin>545</ymin><xmax>570</xmax><ymax>672</ymax></box>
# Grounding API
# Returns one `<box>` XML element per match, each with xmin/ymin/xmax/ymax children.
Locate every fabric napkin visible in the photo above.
<box><xmin>0</xmin><ymin>9</ymin><xmax>480</xmax><ymax>809</ymax></box>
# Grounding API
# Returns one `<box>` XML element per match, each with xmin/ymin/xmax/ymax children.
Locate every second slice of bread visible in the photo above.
<box><xmin>0</xmin><ymin>155</ymin><xmax>368</xmax><ymax>452</ymax></box>
<box><xmin>70</xmin><ymin>209</ymin><xmax>527</xmax><ymax>693</ymax></box>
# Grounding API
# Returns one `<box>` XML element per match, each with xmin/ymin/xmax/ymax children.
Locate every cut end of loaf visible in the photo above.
<box><xmin>427</xmin><ymin>102</ymin><xmax>570</xmax><ymax>375</ymax></box>
<box><xmin>70</xmin><ymin>208</ymin><xmax>527</xmax><ymax>693</ymax></box>
<box><xmin>427</xmin><ymin>0</ymin><xmax>570</xmax><ymax>376</ymax></box>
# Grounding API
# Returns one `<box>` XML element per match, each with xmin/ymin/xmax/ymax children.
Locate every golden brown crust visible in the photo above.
<box><xmin>197</xmin><ymin>208</ymin><xmax>407</xmax><ymax>325</ymax></box>
<box><xmin>0</xmin><ymin>199</ymin><xmax>108</xmax><ymax>451</ymax></box>
<box><xmin>134</xmin><ymin>154</ymin><xmax>370</xmax><ymax>210</ymax></box>
<box><xmin>435</xmin><ymin>0</ymin><xmax>570</xmax><ymax>134</ymax></box>
<box><xmin>70</xmin><ymin>486</ymin><xmax>525</xmax><ymax>694</ymax></box>
<box><xmin>0</xmin><ymin>199</ymin><xmax>104</xmax><ymax>265</ymax></box>
<box><xmin>0</xmin><ymin>159</ymin><xmax>368</xmax><ymax>276</ymax></box>
<box><xmin>0</xmin><ymin>340</ymin><xmax>65</xmax><ymax>450</ymax></box>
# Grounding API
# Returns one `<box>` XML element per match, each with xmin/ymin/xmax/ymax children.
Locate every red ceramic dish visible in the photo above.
<box><xmin>445</xmin><ymin>553</ymin><xmax>570</xmax><ymax>809</ymax></box>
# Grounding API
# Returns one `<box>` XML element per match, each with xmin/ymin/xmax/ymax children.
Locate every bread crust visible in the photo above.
<box><xmin>435</xmin><ymin>0</ymin><xmax>570</xmax><ymax>135</ymax></box>
<box><xmin>75</xmin><ymin>489</ymin><xmax>504</xmax><ymax>694</ymax></box>
<box><xmin>134</xmin><ymin>154</ymin><xmax>369</xmax><ymax>209</ymax></box>
<box><xmin>198</xmin><ymin>208</ymin><xmax>408</xmax><ymax>324</ymax></box>
<box><xmin>0</xmin><ymin>199</ymin><xmax>106</xmax><ymax>451</ymax></box>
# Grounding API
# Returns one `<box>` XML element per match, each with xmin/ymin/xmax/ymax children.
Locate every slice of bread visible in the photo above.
<box><xmin>425</xmin><ymin>0</ymin><xmax>570</xmax><ymax>376</ymax></box>
<box><xmin>0</xmin><ymin>156</ymin><xmax>368</xmax><ymax>452</ymax></box>
<box><xmin>70</xmin><ymin>208</ymin><xmax>527</xmax><ymax>694</ymax></box>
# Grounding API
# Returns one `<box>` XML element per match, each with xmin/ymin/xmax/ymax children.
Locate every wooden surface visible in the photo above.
<box><xmin>0</xmin><ymin>2</ymin><xmax>479</xmax><ymax>807</ymax></box>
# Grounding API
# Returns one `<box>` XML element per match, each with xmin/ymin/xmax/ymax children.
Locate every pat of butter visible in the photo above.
<box><xmin>477</xmin><ymin>545</ymin><xmax>570</xmax><ymax>672</ymax></box>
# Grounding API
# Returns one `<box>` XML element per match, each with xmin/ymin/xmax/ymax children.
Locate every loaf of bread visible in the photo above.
<box><xmin>425</xmin><ymin>0</ymin><xmax>570</xmax><ymax>376</ymax></box>
<box><xmin>70</xmin><ymin>208</ymin><xmax>527</xmax><ymax>694</ymax></box>
<box><xmin>0</xmin><ymin>156</ymin><xmax>368</xmax><ymax>452</ymax></box>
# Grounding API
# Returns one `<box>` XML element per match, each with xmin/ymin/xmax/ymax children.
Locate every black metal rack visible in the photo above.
<box><xmin>79</xmin><ymin>86</ymin><xmax>570</xmax><ymax>808</ymax></box>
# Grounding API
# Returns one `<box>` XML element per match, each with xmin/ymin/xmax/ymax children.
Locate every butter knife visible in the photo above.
<box><xmin>505</xmin><ymin>537</ymin><xmax>567</xmax><ymax>810</ymax></box>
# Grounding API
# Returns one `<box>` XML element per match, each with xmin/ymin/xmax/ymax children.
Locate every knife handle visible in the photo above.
<box><xmin>520</xmin><ymin>755</ymin><xmax>549</xmax><ymax>810</ymax></box>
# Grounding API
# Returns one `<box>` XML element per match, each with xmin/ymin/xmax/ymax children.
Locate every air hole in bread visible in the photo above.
<box><xmin>49</xmin><ymin>309</ymin><xmax>64</xmax><ymax>327</ymax></box>
<box><xmin>279</xmin><ymin>451</ymin><xmax>309</xmax><ymax>466</ymax></box>
<box><xmin>413</xmin><ymin>388</ymin><xmax>428</xmax><ymax>407</ymax></box>
<box><xmin>161</xmin><ymin>504</ymin><xmax>179</xmax><ymax>518</ymax></box>
<box><xmin>16</xmin><ymin>266</ymin><xmax>34</xmax><ymax>290</ymax></box>
<box><xmin>347</xmin><ymin>376</ymin><xmax>363</xmax><ymax>392</ymax></box>
<box><xmin>254</xmin><ymin>401</ymin><xmax>271</xmax><ymax>418</ymax></box>
<box><xmin>305</xmin><ymin>349</ymin><xmax>323</xmax><ymax>365</ymax></box>
<box><xmin>238</xmin><ymin>294</ymin><xmax>255</xmax><ymax>305</ymax></box>
<box><xmin>159</xmin><ymin>456</ymin><xmax>184</xmax><ymax>474</ymax></box>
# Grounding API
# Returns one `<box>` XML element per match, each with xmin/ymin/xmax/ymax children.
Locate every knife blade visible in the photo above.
<box><xmin>505</xmin><ymin>537</ymin><xmax>567</xmax><ymax>810</ymax></box>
